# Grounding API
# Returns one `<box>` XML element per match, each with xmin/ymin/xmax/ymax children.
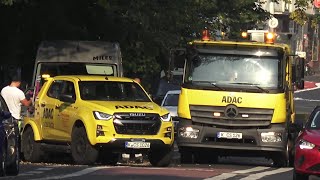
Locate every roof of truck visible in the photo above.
<box><xmin>35</xmin><ymin>41</ymin><xmax>122</xmax><ymax>63</ymax></box>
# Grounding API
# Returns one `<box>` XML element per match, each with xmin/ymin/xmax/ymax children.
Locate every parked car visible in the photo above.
<box><xmin>0</xmin><ymin>95</ymin><xmax>19</xmax><ymax>176</ymax></box>
<box><xmin>294</xmin><ymin>106</ymin><xmax>320</xmax><ymax>180</ymax></box>
<box><xmin>161</xmin><ymin>90</ymin><xmax>180</xmax><ymax>134</ymax></box>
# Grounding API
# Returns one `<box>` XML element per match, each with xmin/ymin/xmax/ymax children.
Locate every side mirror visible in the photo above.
<box><xmin>59</xmin><ymin>94</ymin><xmax>75</xmax><ymax>103</ymax></box>
<box><xmin>1</xmin><ymin>111</ymin><xmax>12</xmax><ymax>119</ymax></box>
<box><xmin>293</xmin><ymin>57</ymin><xmax>305</xmax><ymax>90</ymax></box>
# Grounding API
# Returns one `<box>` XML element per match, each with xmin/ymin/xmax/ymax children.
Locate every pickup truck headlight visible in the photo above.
<box><xmin>93</xmin><ymin>111</ymin><xmax>113</xmax><ymax>120</ymax></box>
<box><xmin>299</xmin><ymin>139</ymin><xmax>315</xmax><ymax>150</ymax></box>
<box><xmin>160</xmin><ymin>113</ymin><xmax>171</xmax><ymax>122</ymax></box>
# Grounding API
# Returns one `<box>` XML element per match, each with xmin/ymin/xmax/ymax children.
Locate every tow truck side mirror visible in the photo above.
<box><xmin>292</xmin><ymin>57</ymin><xmax>305</xmax><ymax>90</ymax></box>
<box><xmin>59</xmin><ymin>94</ymin><xmax>75</xmax><ymax>104</ymax></box>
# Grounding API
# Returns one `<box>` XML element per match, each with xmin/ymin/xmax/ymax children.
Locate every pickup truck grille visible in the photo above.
<box><xmin>190</xmin><ymin>105</ymin><xmax>273</xmax><ymax>128</ymax></box>
<box><xmin>113</xmin><ymin>113</ymin><xmax>161</xmax><ymax>135</ymax></box>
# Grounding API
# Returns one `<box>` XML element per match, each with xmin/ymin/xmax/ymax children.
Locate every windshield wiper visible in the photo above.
<box><xmin>230</xmin><ymin>82</ymin><xmax>269</xmax><ymax>93</ymax></box>
<box><xmin>191</xmin><ymin>81</ymin><xmax>225</xmax><ymax>90</ymax></box>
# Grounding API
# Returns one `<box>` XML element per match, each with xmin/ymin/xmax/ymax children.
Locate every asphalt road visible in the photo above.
<box><xmin>3</xmin><ymin>75</ymin><xmax>320</xmax><ymax>180</ymax></box>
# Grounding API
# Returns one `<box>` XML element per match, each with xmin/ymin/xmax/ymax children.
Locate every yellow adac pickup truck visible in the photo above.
<box><xmin>21</xmin><ymin>75</ymin><xmax>174</xmax><ymax>166</ymax></box>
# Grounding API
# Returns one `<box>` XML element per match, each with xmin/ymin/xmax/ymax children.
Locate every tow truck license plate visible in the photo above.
<box><xmin>217</xmin><ymin>132</ymin><xmax>242</xmax><ymax>139</ymax></box>
<box><xmin>125</xmin><ymin>141</ymin><xmax>151</xmax><ymax>149</ymax></box>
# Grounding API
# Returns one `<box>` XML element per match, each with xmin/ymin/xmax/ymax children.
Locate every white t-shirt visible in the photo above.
<box><xmin>1</xmin><ymin>86</ymin><xmax>26</xmax><ymax>119</ymax></box>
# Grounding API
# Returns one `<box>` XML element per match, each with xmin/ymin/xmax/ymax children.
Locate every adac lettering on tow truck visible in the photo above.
<box><xmin>222</xmin><ymin>96</ymin><xmax>242</xmax><ymax>104</ymax></box>
<box><xmin>115</xmin><ymin>105</ymin><xmax>153</xmax><ymax>110</ymax></box>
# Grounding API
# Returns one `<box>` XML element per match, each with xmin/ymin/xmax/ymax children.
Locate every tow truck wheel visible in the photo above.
<box><xmin>272</xmin><ymin>139</ymin><xmax>292</xmax><ymax>167</ymax></box>
<box><xmin>71</xmin><ymin>126</ymin><xmax>98</xmax><ymax>165</ymax></box>
<box><xmin>180</xmin><ymin>149</ymin><xmax>193</xmax><ymax>164</ymax></box>
<box><xmin>22</xmin><ymin>127</ymin><xmax>43</xmax><ymax>163</ymax></box>
<box><xmin>149</xmin><ymin>146</ymin><xmax>173</xmax><ymax>167</ymax></box>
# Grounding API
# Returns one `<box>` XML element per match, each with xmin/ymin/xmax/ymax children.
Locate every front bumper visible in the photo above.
<box><xmin>295</xmin><ymin>145</ymin><xmax>320</xmax><ymax>175</ymax></box>
<box><xmin>177</xmin><ymin>118</ymin><xmax>287</xmax><ymax>157</ymax></box>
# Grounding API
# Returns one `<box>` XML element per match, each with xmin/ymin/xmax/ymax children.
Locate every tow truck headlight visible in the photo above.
<box><xmin>93</xmin><ymin>111</ymin><xmax>113</xmax><ymax>120</ymax></box>
<box><xmin>160</xmin><ymin>113</ymin><xmax>171</xmax><ymax>122</ymax></box>
<box><xmin>299</xmin><ymin>139</ymin><xmax>315</xmax><ymax>150</ymax></box>
<box><xmin>261</xmin><ymin>132</ymin><xmax>282</xmax><ymax>143</ymax></box>
<box><xmin>179</xmin><ymin>127</ymin><xmax>199</xmax><ymax>139</ymax></box>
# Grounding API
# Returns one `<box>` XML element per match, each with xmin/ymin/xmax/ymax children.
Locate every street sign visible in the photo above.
<box><xmin>268</xmin><ymin>18</ymin><xmax>278</xmax><ymax>28</ymax></box>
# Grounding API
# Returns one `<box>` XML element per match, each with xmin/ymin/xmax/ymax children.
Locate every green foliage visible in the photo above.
<box><xmin>0</xmin><ymin>0</ymin><xmax>312</xmax><ymax>91</ymax></box>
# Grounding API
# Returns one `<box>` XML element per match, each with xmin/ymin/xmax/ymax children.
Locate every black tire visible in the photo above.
<box><xmin>6</xmin><ymin>145</ymin><xmax>19</xmax><ymax>176</ymax></box>
<box><xmin>272</xmin><ymin>138</ymin><xmax>293</xmax><ymax>167</ymax></box>
<box><xmin>0</xmin><ymin>144</ymin><xmax>6</xmax><ymax>176</ymax></box>
<box><xmin>149</xmin><ymin>146</ymin><xmax>173</xmax><ymax>167</ymax></box>
<box><xmin>293</xmin><ymin>170</ymin><xmax>308</xmax><ymax>180</ymax></box>
<box><xmin>71</xmin><ymin>126</ymin><xmax>98</xmax><ymax>165</ymax></box>
<box><xmin>98</xmin><ymin>152</ymin><xmax>119</xmax><ymax>166</ymax></box>
<box><xmin>180</xmin><ymin>149</ymin><xmax>193</xmax><ymax>164</ymax></box>
<box><xmin>194</xmin><ymin>151</ymin><xmax>218</xmax><ymax>164</ymax></box>
<box><xmin>22</xmin><ymin>128</ymin><xmax>42</xmax><ymax>162</ymax></box>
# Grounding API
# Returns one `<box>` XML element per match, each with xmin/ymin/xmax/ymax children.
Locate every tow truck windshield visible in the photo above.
<box><xmin>184</xmin><ymin>53</ymin><xmax>283</xmax><ymax>91</ymax></box>
<box><xmin>79</xmin><ymin>81</ymin><xmax>151</xmax><ymax>102</ymax></box>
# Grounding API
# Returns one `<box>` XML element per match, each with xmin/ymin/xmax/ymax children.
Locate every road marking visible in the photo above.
<box><xmin>204</xmin><ymin>166</ymin><xmax>270</xmax><ymax>180</ymax></box>
<box><xmin>294</xmin><ymin>97</ymin><xmax>320</xmax><ymax>102</ymax></box>
<box><xmin>18</xmin><ymin>167</ymin><xmax>54</xmax><ymax>176</ymax></box>
<box><xmin>30</xmin><ymin>166</ymin><xmax>108</xmax><ymax>180</ymax></box>
<box><xmin>239</xmin><ymin>167</ymin><xmax>292</xmax><ymax>180</ymax></box>
<box><xmin>36</xmin><ymin>168</ymin><xmax>54</xmax><ymax>171</ymax></box>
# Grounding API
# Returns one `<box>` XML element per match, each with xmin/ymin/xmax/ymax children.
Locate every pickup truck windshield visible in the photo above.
<box><xmin>185</xmin><ymin>53</ymin><xmax>282</xmax><ymax>90</ymax></box>
<box><xmin>78</xmin><ymin>81</ymin><xmax>151</xmax><ymax>102</ymax></box>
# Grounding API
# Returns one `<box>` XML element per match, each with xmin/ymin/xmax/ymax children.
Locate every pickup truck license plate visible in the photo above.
<box><xmin>125</xmin><ymin>141</ymin><xmax>151</xmax><ymax>149</ymax></box>
<box><xmin>217</xmin><ymin>132</ymin><xmax>242</xmax><ymax>139</ymax></box>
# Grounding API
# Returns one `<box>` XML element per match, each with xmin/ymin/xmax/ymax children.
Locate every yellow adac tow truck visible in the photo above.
<box><xmin>175</xmin><ymin>30</ymin><xmax>304</xmax><ymax>167</ymax></box>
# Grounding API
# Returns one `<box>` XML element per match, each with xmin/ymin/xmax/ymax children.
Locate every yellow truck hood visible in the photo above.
<box><xmin>83</xmin><ymin>101</ymin><xmax>167</xmax><ymax>115</ymax></box>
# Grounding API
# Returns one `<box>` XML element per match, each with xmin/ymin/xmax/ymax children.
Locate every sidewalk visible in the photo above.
<box><xmin>303</xmin><ymin>72</ymin><xmax>320</xmax><ymax>89</ymax></box>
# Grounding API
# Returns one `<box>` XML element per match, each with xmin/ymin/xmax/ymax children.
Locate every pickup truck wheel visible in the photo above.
<box><xmin>0</xmin><ymin>144</ymin><xmax>6</xmax><ymax>176</ymax></box>
<box><xmin>22</xmin><ymin>128</ymin><xmax>42</xmax><ymax>163</ymax></box>
<box><xmin>149</xmin><ymin>146</ymin><xmax>173</xmax><ymax>167</ymax></box>
<box><xmin>6</xmin><ymin>145</ymin><xmax>19</xmax><ymax>176</ymax></box>
<box><xmin>71</xmin><ymin>126</ymin><xmax>98</xmax><ymax>165</ymax></box>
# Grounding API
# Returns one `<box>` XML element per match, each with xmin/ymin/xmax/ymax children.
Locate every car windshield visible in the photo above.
<box><xmin>185</xmin><ymin>53</ymin><xmax>282</xmax><ymax>89</ymax></box>
<box><xmin>78</xmin><ymin>81</ymin><xmax>151</xmax><ymax>102</ymax></box>
<box><xmin>308</xmin><ymin>111</ymin><xmax>320</xmax><ymax>129</ymax></box>
<box><xmin>163</xmin><ymin>93</ymin><xmax>179</xmax><ymax>106</ymax></box>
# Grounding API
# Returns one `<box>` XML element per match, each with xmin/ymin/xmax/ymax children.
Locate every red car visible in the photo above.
<box><xmin>294</xmin><ymin>106</ymin><xmax>320</xmax><ymax>180</ymax></box>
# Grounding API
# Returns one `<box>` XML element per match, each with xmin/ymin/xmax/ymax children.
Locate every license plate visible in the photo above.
<box><xmin>125</xmin><ymin>141</ymin><xmax>150</xmax><ymax>149</ymax></box>
<box><xmin>217</xmin><ymin>132</ymin><xmax>242</xmax><ymax>139</ymax></box>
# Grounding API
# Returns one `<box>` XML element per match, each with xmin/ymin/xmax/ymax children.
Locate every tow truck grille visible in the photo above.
<box><xmin>190</xmin><ymin>105</ymin><xmax>273</xmax><ymax>128</ymax></box>
<box><xmin>113</xmin><ymin>113</ymin><xmax>161</xmax><ymax>135</ymax></box>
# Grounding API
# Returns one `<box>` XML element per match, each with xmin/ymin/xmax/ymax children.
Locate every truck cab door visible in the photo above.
<box><xmin>39</xmin><ymin>81</ymin><xmax>62</xmax><ymax>140</ymax></box>
<box><xmin>55</xmin><ymin>81</ymin><xmax>77</xmax><ymax>141</ymax></box>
